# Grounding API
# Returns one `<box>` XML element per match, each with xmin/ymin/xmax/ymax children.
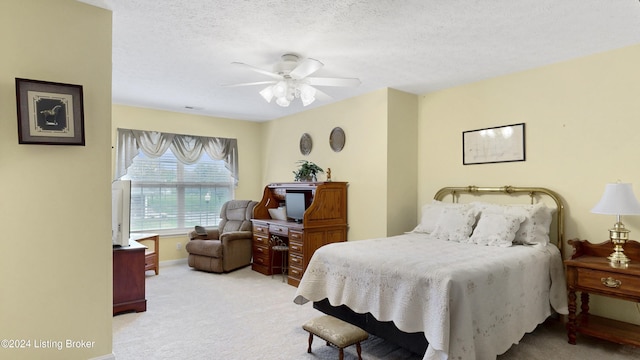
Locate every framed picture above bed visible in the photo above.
<box><xmin>462</xmin><ymin>123</ymin><xmax>525</xmax><ymax>165</ymax></box>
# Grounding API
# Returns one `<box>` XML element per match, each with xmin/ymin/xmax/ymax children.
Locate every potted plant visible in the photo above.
<box><xmin>293</xmin><ymin>160</ymin><xmax>324</xmax><ymax>182</ymax></box>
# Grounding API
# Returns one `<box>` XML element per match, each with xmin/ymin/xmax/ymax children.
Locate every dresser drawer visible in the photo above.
<box><xmin>289</xmin><ymin>230</ymin><xmax>303</xmax><ymax>242</ymax></box>
<box><xmin>253</xmin><ymin>234</ymin><xmax>269</xmax><ymax>247</ymax></box>
<box><xmin>253</xmin><ymin>223</ymin><xmax>269</xmax><ymax>236</ymax></box>
<box><xmin>252</xmin><ymin>249</ymin><xmax>269</xmax><ymax>267</ymax></box>
<box><xmin>576</xmin><ymin>268</ymin><xmax>640</xmax><ymax>298</ymax></box>
<box><xmin>289</xmin><ymin>253</ymin><xmax>304</xmax><ymax>269</ymax></box>
<box><xmin>289</xmin><ymin>266</ymin><xmax>303</xmax><ymax>281</ymax></box>
<box><xmin>269</xmin><ymin>224</ymin><xmax>288</xmax><ymax>236</ymax></box>
<box><xmin>289</xmin><ymin>240</ymin><xmax>303</xmax><ymax>255</ymax></box>
<box><xmin>253</xmin><ymin>245</ymin><xmax>269</xmax><ymax>258</ymax></box>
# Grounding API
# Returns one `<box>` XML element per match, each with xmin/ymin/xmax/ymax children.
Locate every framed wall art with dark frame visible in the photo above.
<box><xmin>15</xmin><ymin>78</ymin><xmax>85</xmax><ymax>146</ymax></box>
<box><xmin>462</xmin><ymin>123</ymin><xmax>525</xmax><ymax>165</ymax></box>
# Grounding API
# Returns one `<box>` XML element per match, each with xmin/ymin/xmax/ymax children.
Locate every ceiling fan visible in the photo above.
<box><xmin>223</xmin><ymin>54</ymin><xmax>361</xmax><ymax>107</ymax></box>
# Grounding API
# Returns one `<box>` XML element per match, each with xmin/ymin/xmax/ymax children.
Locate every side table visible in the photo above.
<box><xmin>564</xmin><ymin>238</ymin><xmax>640</xmax><ymax>346</ymax></box>
<box><xmin>132</xmin><ymin>233</ymin><xmax>160</xmax><ymax>275</ymax></box>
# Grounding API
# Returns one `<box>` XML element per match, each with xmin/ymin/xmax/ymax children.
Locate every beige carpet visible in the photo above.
<box><xmin>113</xmin><ymin>263</ymin><xmax>640</xmax><ymax>360</ymax></box>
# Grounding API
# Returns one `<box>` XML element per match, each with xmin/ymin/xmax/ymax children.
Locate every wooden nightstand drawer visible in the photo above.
<box><xmin>576</xmin><ymin>268</ymin><xmax>640</xmax><ymax>297</ymax></box>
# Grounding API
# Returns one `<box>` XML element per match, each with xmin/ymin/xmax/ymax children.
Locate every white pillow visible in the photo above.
<box><xmin>412</xmin><ymin>201</ymin><xmax>472</xmax><ymax>234</ymax></box>
<box><xmin>471</xmin><ymin>201</ymin><xmax>554</xmax><ymax>245</ymax></box>
<box><xmin>513</xmin><ymin>203</ymin><xmax>554</xmax><ymax>246</ymax></box>
<box><xmin>469</xmin><ymin>213</ymin><xmax>525</xmax><ymax>247</ymax></box>
<box><xmin>429</xmin><ymin>207</ymin><xmax>477</xmax><ymax>242</ymax></box>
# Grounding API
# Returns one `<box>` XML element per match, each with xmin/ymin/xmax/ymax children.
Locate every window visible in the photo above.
<box><xmin>121</xmin><ymin>149</ymin><xmax>234</xmax><ymax>232</ymax></box>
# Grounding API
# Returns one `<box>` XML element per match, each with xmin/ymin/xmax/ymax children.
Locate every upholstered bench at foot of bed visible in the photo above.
<box><xmin>303</xmin><ymin>315</ymin><xmax>369</xmax><ymax>360</ymax></box>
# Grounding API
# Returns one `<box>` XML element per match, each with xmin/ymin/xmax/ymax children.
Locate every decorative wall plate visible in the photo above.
<box><xmin>299</xmin><ymin>133</ymin><xmax>312</xmax><ymax>155</ymax></box>
<box><xmin>329</xmin><ymin>127</ymin><xmax>345</xmax><ymax>152</ymax></box>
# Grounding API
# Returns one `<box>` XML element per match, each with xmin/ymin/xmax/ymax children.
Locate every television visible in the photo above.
<box><xmin>112</xmin><ymin>180</ymin><xmax>131</xmax><ymax>247</ymax></box>
<box><xmin>285</xmin><ymin>190</ymin><xmax>312</xmax><ymax>223</ymax></box>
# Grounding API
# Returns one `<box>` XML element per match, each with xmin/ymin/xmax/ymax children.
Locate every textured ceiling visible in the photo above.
<box><xmin>78</xmin><ymin>0</ymin><xmax>640</xmax><ymax>121</ymax></box>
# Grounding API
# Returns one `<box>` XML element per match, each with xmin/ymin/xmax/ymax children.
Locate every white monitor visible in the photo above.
<box><xmin>112</xmin><ymin>180</ymin><xmax>131</xmax><ymax>247</ymax></box>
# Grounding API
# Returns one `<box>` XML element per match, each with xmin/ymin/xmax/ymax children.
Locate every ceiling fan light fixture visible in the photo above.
<box><xmin>229</xmin><ymin>53</ymin><xmax>360</xmax><ymax>108</ymax></box>
<box><xmin>299</xmin><ymin>84</ymin><xmax>316</xmax><ymax>106</ymax></box>
<box><xmin>259</xmin><ymin>86</ymin><xmax>274</xmax><ymax>102</ymax></box>
<box><xmin>272</xmin><ymin>81</ymin><xmax>288</xmax><ymax>98</ymax></box>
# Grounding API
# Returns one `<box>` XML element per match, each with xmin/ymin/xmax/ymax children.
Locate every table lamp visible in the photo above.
<box><xmin>591</xmin><ymin>183</ymin><xmax>640</xmax><ymax>266</ymax></box>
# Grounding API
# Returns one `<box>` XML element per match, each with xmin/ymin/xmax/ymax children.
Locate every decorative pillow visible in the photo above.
<box><xmin>469</xmin><ymin>213</ymin><xmax>525</xmax><ymax>247</ymax></box>
<box><xmin>513</xmin><ymin>203</ymin><xmax>554</xmax><ymax>246</ymax></box>
<box><xmin>471</xmin><ymin>201</ymin><xmax>554</xmax><ymax>246</ymax></box>
<box><xmin>412</xmin><ymin>201</ymin><xmax>472</xmax><ymax>234</ymax></box>
<box><xmin>429</xmin><ymin>207</ymin><xmax>477</xmax><ymax>242</ymax></box>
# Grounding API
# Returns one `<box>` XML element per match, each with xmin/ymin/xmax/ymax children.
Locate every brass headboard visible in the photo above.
<box><xmin>434</xmin><ymin>185</ymin><xmax>565</xmax><ymax>252</ymax></box>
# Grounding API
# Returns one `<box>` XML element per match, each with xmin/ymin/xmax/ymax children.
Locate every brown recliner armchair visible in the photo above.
<box><xmin>186</xmin><ymin>200</ymin><xmax>257</xmax><ymax>273</ymax></box>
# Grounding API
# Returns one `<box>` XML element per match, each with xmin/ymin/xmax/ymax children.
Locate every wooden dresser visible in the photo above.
<box><xmin>564</xmin><ymin>239</ymin><xmax>640</xmax><ymax>346</ymax></box>
<box><xmin>252</xmin><ymin>182</ymin><xmax>348</xmax><ymax>286</ymax></box>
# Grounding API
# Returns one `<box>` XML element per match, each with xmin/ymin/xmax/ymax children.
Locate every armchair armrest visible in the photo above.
<box><xmin>219</xmin><ymin>230</ymin><xmax>253</xmax><ymax>244</ymax></box>
<box><xmin>189</xmin><ymin>228</ymin><xmax>221</xmax><ymax>240</ymax></box>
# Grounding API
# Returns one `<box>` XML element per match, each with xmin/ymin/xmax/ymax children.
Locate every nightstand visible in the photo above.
<box><xmin>564</xmin><ymin>238</ymin><xmax>640</xmax><ymax>346</ymax></box>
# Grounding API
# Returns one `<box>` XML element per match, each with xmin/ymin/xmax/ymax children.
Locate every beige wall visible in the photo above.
<box><xmin>260</xmin><ymin>89</ymin><xmax>419</xmax><ymax>240</ymax></box>
<box><xmin>0</xmin><ymin>1</ymin><xmax>113</xmax><ymax>359</ymax></box>
<box><xmin>111</xmin><ymin>105</ymin><xmax>264</xmax><ymax>261</ymax></box>
<box><xmin>387</xmin><ymin>89</ymin><xmax>419</xmax><ymax>235</ymax></box>
<box><xmin>418</xmin><ymin>44</ymin><xmax>640</xmax><ymax>325</ymax></box>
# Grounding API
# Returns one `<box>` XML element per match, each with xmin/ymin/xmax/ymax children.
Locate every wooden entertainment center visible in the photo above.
<box><xmin>252</xmin><ymin>182</ymin><xmax>348</xmax><ymax>286</ymax></box>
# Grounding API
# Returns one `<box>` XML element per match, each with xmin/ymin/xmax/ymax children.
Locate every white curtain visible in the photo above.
<box><xmin>115</xmin><ymin>128</ymin><xmax>239</xmax><ymax>184</ymax></box>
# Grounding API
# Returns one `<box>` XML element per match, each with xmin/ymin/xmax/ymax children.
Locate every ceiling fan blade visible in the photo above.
<box><xmin>307</xmin><ymin>77</ymin><xmax>361</xmax><ymax>87</ymax></box>
<box><xmin>221</xmin><ymin>81</ymin><xmax>277</xmax><ymax>88</ymax></box>
<box><xmin>231</xmin><ymin>62</ymin><xmax>283</xmax><ymax>80</ymax></box>
<box><xmin>313</xmin><ymin>87</ymin><xmax>333</xmax><ymax>102</ymax></box>
<box><xmin>290</xmin><ymin>58</ymin><xmax>323</xmax><ymax>79</ymax></box>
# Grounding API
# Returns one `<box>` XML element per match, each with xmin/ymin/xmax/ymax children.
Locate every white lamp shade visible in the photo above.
<box><xmin>591</xmin><ymin>183</ymin><xmax>640</xmax><ymax>215</ymax></box>
<box><xmin>299</xmin><ymin>84</ymin><xmax>316</xmax><ymax>106</ymax></box>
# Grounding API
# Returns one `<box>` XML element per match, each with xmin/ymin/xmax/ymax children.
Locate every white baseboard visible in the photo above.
<box><xmin>159</xmin><ymin>258</ymin><xmax>188</xmax><ymax>267</ymax></box>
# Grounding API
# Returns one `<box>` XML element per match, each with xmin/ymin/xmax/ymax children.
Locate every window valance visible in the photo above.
<box><xmin>115</xmin><ymin>128</ymin><xmax>238</xmax><ymax>184</ymax></box>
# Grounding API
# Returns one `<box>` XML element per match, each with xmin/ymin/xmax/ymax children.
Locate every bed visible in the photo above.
<box><xmin>293</xmin><ymin>185</ymin><xmax>569</xmax><ymax>360</ymax></box>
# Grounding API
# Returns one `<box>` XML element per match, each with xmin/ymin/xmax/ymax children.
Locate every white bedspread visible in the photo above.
<box><xmin>293</xmin><ymin>233</ymin><xmax>568</xmax><ymax>360</ymax></box>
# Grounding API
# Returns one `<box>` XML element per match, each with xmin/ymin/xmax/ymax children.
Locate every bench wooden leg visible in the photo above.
<box><xmin>307</xmin><ymin>333</ymin><xmax>313</xmax><ymax>353</ymax></box>
<box><xmin>339</xmin><ymin>348</ymin><xmax>344</xmax><ymax>360</ymax></box>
